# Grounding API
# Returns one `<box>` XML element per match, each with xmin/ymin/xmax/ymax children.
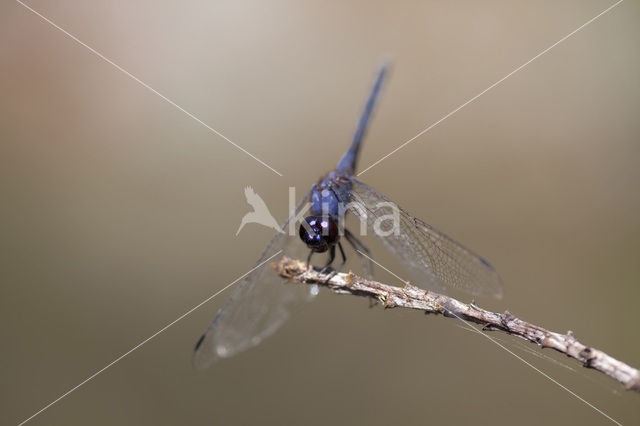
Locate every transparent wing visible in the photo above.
<box><xmin>338</xmin><ymin>178</ymin><xmax>503</xmax><ymax>298</ymax></box>
<box><xmin>193</xmin><ymin>191</ymin><xmax>313</xmax><ymax>370</ymax></box>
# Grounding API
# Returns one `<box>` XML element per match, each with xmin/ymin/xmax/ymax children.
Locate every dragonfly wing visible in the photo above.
<box><xmin>193</xmin><ymin>191</ymin><xmax>313</xmax><ymax>370</ymax></box>
<box><xmin>338</xmin><ymin>178</ymin><xmax>503</xmax><ymax>298</ymax></box>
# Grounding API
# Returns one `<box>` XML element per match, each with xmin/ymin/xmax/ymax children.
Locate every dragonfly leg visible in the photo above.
<box><xmin>344</xmin><ymin>228</ymin><xmax>374</xmax><ymax>279</ymax></box>
<box><xmin>335</xmin><ymin>241</ymin><xmax>347</xmax><ymax>271</ymax></box>
<box><xmin>322</xmin><ymin>242</ymin><xmax>346</xmax><ymax>283</ymax></box>
<box><xmin>319</xmin><ymin>245</ymin><xmax>336</xmax><ymax>274</ymax></box>
<box><xmin>306</xmin><ymin>250</ymin><xmax>314</xmax><ymax>270</ymax></box>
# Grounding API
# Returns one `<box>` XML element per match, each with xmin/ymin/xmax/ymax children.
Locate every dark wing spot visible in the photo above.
<box><xmin>194</xmin><ymin>334</ymin><xmax>206</xmax><ymax>351</ymax></box>
<box><xmin>479</xmin><ymin>257</ymin><xmax>492</xmax><ymax>269</ymax></box>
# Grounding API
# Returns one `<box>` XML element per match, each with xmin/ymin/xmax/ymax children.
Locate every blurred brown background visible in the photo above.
<box><xmin>1</xmin><ymin>0</ymin><xmax>639</xmax><ymax>425</ymax></box>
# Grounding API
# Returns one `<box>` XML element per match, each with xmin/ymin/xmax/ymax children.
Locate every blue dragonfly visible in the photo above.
<box><xmin>193</xmin><ymin>64</ymin><xmax>503</xmax><ymax>369</ymax></box>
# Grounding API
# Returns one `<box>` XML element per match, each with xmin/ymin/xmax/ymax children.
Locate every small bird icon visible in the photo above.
<box><xmin>235</xmin><ymin>186</ymin><xmax>283</xmax><ymax>236</ymax></box>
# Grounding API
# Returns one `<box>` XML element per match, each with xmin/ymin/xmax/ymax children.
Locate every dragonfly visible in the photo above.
<box><xmin>193</xmin><ymin>63</ymin><xmax>503</xmax><ymax>370</ymax></box>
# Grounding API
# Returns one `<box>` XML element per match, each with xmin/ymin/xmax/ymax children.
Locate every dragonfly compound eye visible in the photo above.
<box><xmin>299</xmin><ymin>216</ymin><xmax>340</xmax><ymax>253</ymax></box>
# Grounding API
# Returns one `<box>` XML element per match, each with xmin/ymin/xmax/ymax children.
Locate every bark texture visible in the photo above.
<box><xmin>274</xmin><ymin>257</ymin><xmax>640</xmax><ymax>392</ymax></box>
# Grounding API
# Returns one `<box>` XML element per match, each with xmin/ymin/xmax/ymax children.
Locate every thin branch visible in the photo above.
<box><xmin>274</xmin><ymin>257</ymin><xmax>640</xmax><ymax>392</ymax></box>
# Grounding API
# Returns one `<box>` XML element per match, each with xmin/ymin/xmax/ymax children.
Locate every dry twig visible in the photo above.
<box><xmin>274</xmin><ymin>257</ymin><xmax>640</xmax><ymax>392</ymax></box>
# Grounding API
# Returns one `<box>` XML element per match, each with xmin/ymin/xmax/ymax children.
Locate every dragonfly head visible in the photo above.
<box><xmin>299</xmin><ymin>216</ymin><xmax>339</xmax><ymax>253</ymax></box>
